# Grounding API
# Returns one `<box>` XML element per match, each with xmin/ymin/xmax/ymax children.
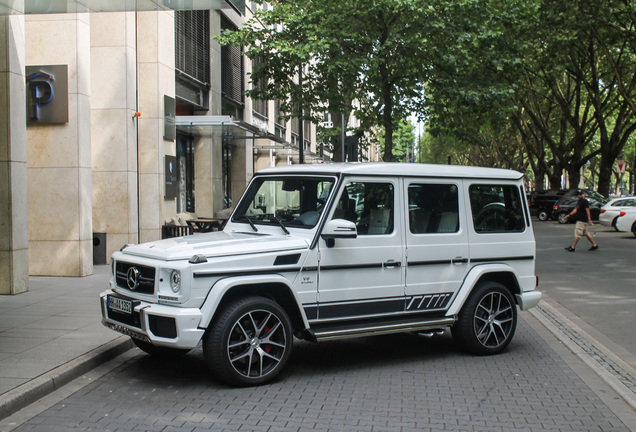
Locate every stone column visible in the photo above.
<box><xmin>26</xmin><ymin>13</ymin><xmax>93</xmax><ymax>276</ymax></box>
<box><xmin>0</xmin><ymin>15</ymin><xmax>28</xmax><ymax>294</ymax></box>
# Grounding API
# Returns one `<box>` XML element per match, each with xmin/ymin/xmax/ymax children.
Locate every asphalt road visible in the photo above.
<box><xmin>533</xmin><ymin>218</ymin><xmax>636</xmax><ymax>367</ymax></box>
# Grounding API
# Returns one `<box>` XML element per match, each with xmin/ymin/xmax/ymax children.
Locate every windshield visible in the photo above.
<box><xmin>233</xmin><ymin>175</ymin><xmax>336</xmax><ymax>229</ymax></box>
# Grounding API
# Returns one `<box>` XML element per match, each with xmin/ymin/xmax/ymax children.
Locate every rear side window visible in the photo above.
<box><xmin>469</xmin><ymin>184</ymin><xmax>525</xmax><ymax>233</ymax></box>
<box><xmin>408</xmin><ymin>184</ymin><xmax>459</xmax><ymax>234</ymax></box>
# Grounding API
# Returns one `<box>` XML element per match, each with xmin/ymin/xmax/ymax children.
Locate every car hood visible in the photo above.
<box><xmin>119</xmin><ymin>231</ymin><xmax>309</xmax><ymax>261</ymax></box>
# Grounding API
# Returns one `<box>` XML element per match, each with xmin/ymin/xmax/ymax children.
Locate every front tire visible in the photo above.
<box><xmin>452</xmin><ymin>282</ymin><xmax>517</xmax><ymax>355</ymax></box>
<box><xmin>203</xmin><ymin>296</ymin><xmax>293</xmax><ymax>386</ymax></box>
<box><xmin>632</xmin><ymin>222</ymin><xmax>636</xmax><ymax>238</ymax></box>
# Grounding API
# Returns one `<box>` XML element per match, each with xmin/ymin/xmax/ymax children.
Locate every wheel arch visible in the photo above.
<box><xmin>199</xmin><ymin>275</ymin><xmax>308</xmax><ymax>333</ymax></box>
<box><xmin>446</xmin><ymin>264</ymin><xmax>521</xmax><ymax>317</ymax></box>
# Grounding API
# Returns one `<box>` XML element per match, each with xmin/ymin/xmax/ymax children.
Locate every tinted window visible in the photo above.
<box><xmin>469</xmin><ymin>184</ymin><xmax>524</xmax><ymax>233</ymax></box>
<box><xmin>561</xmin><ymin>197</ymin><xmax>578</xmax><ymax>206</ymax></box>
<box><xmin>335</xmin><ymin>182</ymin><xmax>394</xmax><ymax>235</ymax></box>
<box><xmin>408</xmin><ymin>184</ymin><xmax>459</xmax><ymax>234</ymax></box>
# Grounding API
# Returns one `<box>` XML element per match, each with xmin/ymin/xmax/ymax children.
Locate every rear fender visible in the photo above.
<box><xmin>445</xmin><ymin>264</ymin><xmax>520</xmax><ymax>317</ymax></box>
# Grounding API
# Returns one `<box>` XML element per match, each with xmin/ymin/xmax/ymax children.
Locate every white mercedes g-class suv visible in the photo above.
<box><xmin>100</xmin><ymin>163</ymin><xmax>541</xmax><ymax>386</ymax></box>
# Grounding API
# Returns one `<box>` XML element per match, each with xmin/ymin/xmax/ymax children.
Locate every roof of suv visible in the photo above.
<box><xmin>257</xmin><ymin>162</ymin><xmax>524</xmax><ymax>180</ymax></box>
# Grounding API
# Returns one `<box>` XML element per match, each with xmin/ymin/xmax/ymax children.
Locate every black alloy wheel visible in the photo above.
<box><xmin>452</xmin><ymin>282</ymin><xmax>518</xmax><ymax>355</ymax></box>
<box><xmin>203</xmin><ymin>296</ymin><xmax>293</xmax><ymax>386</ymax></box>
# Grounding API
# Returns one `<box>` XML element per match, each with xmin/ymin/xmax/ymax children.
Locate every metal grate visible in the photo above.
<box><xmin>221</xmin><ymin>14</ymin><xmax>244</xmax><ymax>107</ymax></box>
<box><xmin>251</xmin><ymin>56</ymin><xmax>269</xmax><ymax>119</ymax></box>
<box><xmin>175</xmin><ymin>10</ymin><xmax>210</xmax><ymax>86</ymax></box>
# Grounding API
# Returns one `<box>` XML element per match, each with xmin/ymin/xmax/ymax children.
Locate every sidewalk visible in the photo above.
<box><xmin>0</xmin><ymin>266</ymin><xmax>132</xmax><ymax>419</ymax></box>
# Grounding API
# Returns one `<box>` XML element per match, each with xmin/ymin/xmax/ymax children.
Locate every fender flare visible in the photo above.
<box><xmin>445</xmin><ymin>263</ymin><xmax>519</xmax><ymax>317</ymax></box>
<box><xmin>198</xmin><ymin>274</ymin><xmax>309</xmax><ymax>329</ymax></box>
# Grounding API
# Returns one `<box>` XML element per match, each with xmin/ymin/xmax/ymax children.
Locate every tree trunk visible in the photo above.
<box><xmin>381</xmin><ymin>79</ymin><xmax>393</xmax><ymax>162</ymax></box>
<box><xmin>597</xmin><ymin>157</ymin><xmax>613</xmax><ymax>197</ymax></box>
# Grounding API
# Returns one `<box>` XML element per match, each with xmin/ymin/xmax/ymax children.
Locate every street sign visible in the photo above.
<box><xmin>617</xmin><ymin>160</ymin><xmax>626</xmax><ymax>173</ymax></box>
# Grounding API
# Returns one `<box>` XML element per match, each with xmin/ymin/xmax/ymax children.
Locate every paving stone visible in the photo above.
<box><xmin>6</xmin><ymin>317</ymin><xmax>634</xmax><ymax>432</ymax></box>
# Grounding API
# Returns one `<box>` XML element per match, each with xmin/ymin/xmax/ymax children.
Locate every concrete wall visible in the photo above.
<box><xmin>136</xmin><ymin>11</ymin><xmax>176</xmax><ymax>243</ymax></box>
<box><xmin>90</xmin><ymin>12</ymin><xmax>138</xmax><ymax>260</ymax></box>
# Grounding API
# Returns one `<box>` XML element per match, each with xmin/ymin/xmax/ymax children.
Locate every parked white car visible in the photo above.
<box><xmin>100</xmin><ymin>163</ymin><xmax>541</xmax><ymax>386</ymax></box>
<box><xmin>615</xmin><ymin>207</ymin><xmax>636</xmax><ymax>236</ymax></box>
<box><xmin>599</xmin><ymin>196</ymin><xmax>636</xmax><ymax>230</ymax></box>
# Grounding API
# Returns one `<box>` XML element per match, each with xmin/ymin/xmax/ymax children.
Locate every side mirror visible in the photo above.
<box><xmin>321</xmin><ymin>219</ymin><xmax>357</xmax><ymax>247</ymax></box>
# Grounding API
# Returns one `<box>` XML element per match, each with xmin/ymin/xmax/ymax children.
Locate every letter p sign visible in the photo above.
<box><xmin>27</xmin><ymin>72</ymin><xmax>53</xmax><ymax>120</ymax></box>
<box><xmin>25</xmin><ymin>65</ymin><xmax>68</xmax><ymax>125</ymax></box>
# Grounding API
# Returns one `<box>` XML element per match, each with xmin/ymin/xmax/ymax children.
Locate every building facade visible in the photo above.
<box><xmin>0</xmin><ymin>1</ymin><xmax>320</xmax><ymax>294</ymax></box>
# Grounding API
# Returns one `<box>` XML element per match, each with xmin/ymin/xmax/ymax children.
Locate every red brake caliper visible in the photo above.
<box><xmin>263</xmin><ymin>326</ymin><xmax>272</xmax><ymax>353</ymax></box>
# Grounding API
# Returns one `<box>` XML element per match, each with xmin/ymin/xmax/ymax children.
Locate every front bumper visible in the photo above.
<box><xmin>100</xmin><ymin>289</ymin><xmax>205</xmax><ymax>349</ymax></box>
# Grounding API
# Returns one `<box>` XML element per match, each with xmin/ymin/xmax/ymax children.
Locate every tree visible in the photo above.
<box><xmin>422</xmin><ymin>0</ymin><xmax>636</xmax><ymax>196</ymax></box>
<box><xmin>215</xmin><ymin>0</ymin><xmax>433</xmax><ymax>161</ymax></box>
<box><xmin>377</xmin><ymin>118</ymin><xmax>416</xmax><ymax>162</ymax></box>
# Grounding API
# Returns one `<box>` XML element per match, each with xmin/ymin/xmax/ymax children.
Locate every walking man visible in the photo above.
<box><xmin>564</xmin><ymin>190</ymin><xmax>599</xmax><ymax>252</ymax></box>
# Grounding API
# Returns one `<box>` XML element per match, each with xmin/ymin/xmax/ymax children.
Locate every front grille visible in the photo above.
<box><xmin>107</xmin><ymin>308</ymin><xmax>142</xmax><ymax>329</ymax></box>
<box><xmin>115</xmin><ymin>262</ymin><xmax>156</xmax><ymax>294</ymax></box>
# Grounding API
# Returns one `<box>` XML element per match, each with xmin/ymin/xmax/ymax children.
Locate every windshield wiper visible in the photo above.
<box><xmin>244</xmin><ymin>215</ymin><xmax>258</xmax><ymax>232</ymax></box>
<box><xmin>273</xmin><ymin>217</ymin><xmax>290</xmax><ymax>235</ymax></box>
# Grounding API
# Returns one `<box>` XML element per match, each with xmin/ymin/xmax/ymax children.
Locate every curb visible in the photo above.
<box><xmin>0</xmin><ymin>337</ymin><xmax>132</xmax><ymax>421</ymax></box>
<box><xmin>529</xmin><ymin>302</ymin><xmax>636</xmax><ymax>411</ymax></box>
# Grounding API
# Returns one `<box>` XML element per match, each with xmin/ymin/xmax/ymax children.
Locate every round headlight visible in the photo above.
<box><xmin>170</xmin><ymin>270</ymin><xmax>181</xmax><ymax>293</ymax></box>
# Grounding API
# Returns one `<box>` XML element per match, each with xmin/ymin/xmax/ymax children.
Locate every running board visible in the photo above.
<box><xmin>310</xmin><ymin>317</ymin><xmax>456</xmax><ymax>341</ymax></box>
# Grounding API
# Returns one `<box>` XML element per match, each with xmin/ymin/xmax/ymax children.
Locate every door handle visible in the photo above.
<box><xmin>452</xmin><ymin>257</ymin><xmax>468</xmax><ymax>265</ymax></box>
<box><xmin>383</xmin><ymin>260</ymin><xmax>401</xmax><ymax>269</ymax></box>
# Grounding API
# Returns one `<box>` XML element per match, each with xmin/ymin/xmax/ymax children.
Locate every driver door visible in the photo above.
<box><xmin>316</xmin><ymin>177</ymin><xmax>405</xmax><ymax>321</ymax></box>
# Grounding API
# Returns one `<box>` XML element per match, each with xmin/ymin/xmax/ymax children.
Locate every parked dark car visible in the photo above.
<box><xmin>551</xmin><ymin>196</ymin><xmax>606</xmax><ymax>224</ymax></box>
<box><xmin>530</xmin><ymin>188</ymin><xmax>606</xmax><ymax>221</ymax></box>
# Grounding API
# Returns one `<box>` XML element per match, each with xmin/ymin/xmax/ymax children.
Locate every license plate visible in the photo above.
<box><xmin>107</xmin><ymin>295</ymin><xmax>133</xmax><ymax>315</ymax></box>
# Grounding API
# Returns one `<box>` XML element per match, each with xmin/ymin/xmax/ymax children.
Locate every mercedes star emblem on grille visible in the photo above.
<box><xmin>127</xmin><ymin>267</ymin><xmax>140</xmax><ymax>290</ymax></box>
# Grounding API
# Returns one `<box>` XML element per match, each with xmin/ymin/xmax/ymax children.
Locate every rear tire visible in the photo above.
<box><xmin>536</xmin><ymin>209</ymin><xmax>548</xmax><ymax>221</ymax></box>
<box><xmin>203</xmin><ymin>296</ymin><xmax>293</xmax><ymax>386</ymax></box>
<box><xmin>632</xmin><ymin>222</ymin><xmax>636</xmax><ymax>238</ymax></box>
<box><xmin>452</xmin><ymin>282</ymin><xmax>517</xmax><ymax>355</ymax></box>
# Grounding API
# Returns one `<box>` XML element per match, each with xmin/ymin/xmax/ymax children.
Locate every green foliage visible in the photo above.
<box><xmin>377</xmin><ymin>118</ymin><xmax>416</xmax><ymax>162</ymax></box>
<box><xmin>216</xmin><ymin>0</ymin><xmax>636</xmax><ymax>193</ymax></box>
<box><xmin>216</xmin><ymin>0</ymin><xmax>437</xmax><ymax>161</ymax></box>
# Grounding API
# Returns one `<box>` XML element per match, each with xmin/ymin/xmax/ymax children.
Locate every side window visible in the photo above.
<box><xmin>469</xmin><ymin>184</ymin><xmax>525</xmax><ymax>233</ymax></box>
<box><xmin>334</xmin><ymin>182</ymin><xmax>394</xmax><ymax>235</ymax></box>
<box><xmin>408</xmin><ymin>184</ymin><xmax>459</xmax><ymax>234</ymax></box>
